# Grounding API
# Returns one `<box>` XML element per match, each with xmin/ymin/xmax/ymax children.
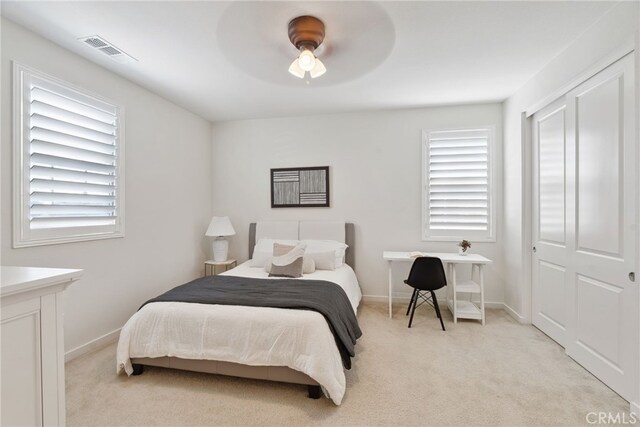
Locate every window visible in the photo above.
<box><xmin>422</xmin><ymin>127</ymin><xmax>495</xmax><ymax>242</ymax></box>
<box><xmin>13</xmin><ymin>63</ymin><xmax>124</xmax><ymax>247</ymax></box>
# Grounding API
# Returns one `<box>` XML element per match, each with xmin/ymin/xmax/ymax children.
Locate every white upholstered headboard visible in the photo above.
<box><xmin>248</xmin><ymin>221</ymin><xmax>355</xmax><ymax>269</ymax></box>
<box><xmin>298</xmin><ymin>221</ymin><xmax>345</xmax><ymax>242</ymax></box>
<box><xmin>254</xmin><ymin>221</ymin><xmax>299</xmax><ymax>241</ymax></box>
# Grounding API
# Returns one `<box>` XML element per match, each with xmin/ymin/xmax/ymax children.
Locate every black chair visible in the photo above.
<box><xmin>404</xmin><ymin>257</ymin><xmax>447</xmax><ymax>330</ymax></box>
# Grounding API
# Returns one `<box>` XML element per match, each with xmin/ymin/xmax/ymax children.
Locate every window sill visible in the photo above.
<box><xmin>422</xmin><ymin>236</ymin><xmax>497</xmax><ymax>243</ymax></box>
<box><xmin>13</xmin><ymin>231</ymin><xmax>124</xmax><ymax>249</ymax></box>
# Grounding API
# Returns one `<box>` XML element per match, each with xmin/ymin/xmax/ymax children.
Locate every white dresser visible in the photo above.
<box><xmin>1</xmin><ymin>266</ymin><xmax>82</xmax><ymax>427</ymax></box>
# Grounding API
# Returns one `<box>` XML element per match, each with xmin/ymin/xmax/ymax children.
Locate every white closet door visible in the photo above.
<box><xmin>532</xmin><ymin>98</ymin><xmax>568</xmax><ymax>346</ymax></box>
<box><xmin>564</xmin><ymin>53</ymin><xmax>637</xmax><ymax>401</ymax></box>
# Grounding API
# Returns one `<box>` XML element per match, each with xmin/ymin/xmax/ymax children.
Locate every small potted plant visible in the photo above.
<box><xmin>457</xmin><ymin>239</ymin><xmax>471</xmax><ymax>256</ymax></box>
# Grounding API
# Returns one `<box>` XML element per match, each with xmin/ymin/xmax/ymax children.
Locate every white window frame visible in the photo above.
<box><xmin>13</xmin><ymin>62</ymin><xmax>125</xmax><ymax>248</ymax></box>
<box><xmin>422</xmin><ymin>126</ymin><xmax>496</xmax><ymax>242</ymax></box>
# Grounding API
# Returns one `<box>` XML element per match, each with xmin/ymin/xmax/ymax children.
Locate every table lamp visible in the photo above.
<box><xmin>205</xmin><ymin>216</ymin><xmax>236</xmax><ymax>262</ymax></box>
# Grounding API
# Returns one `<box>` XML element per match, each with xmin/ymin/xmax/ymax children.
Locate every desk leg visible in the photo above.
<box><xmin>479</xmin><ymin>264</ymin><xmax>486</xmax><ymax>325</ymax></box>
<box><xmin>387</xmin><ymin>261</ymin><xmax>393</xmax><ymax>319</ymax></box>
<box><xmin>388</xmin><ymin>261</ymin><xmax>393</xmax><ymax>319</ymax></box>
<box><xmin>451</xmin><ymin>264</ymin><xmax>457</xmax><ymax>324</ymax></box>
<box><xmin>446</xmin><ymin>264</ymin><xmax>452</xmax><ymax>312</ymax></box>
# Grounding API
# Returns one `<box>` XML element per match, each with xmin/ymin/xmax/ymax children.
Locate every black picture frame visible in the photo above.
<box><xmin>270</xmin><ymin>166</ymin><xmax>330</xmax><ymax>208</ymax></box>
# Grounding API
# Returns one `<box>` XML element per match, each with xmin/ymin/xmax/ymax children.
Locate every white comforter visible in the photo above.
<box><xmin>116</xmin><ymin>261</ymin><xmax>362</xmax><ymax>405</ymax></box>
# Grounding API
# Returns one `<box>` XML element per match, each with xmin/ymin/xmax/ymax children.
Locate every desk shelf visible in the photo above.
<box><xmin>455</xmin><ymin>280</ymin><xmax>481</xmax><ymax>294</ymax></box>
<box><xmin>445</xmin><ymin>262</ymin><xmax>486</xmax><ymax>325</ymax></box>
<box><xmin>448</xmin><ymin>300</ymin><xmax>482</xmax><ymax>320</ymax></box>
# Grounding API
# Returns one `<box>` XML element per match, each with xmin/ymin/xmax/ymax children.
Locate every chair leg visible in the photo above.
<box><xmin>408</xmin><ymin>291</ymin><xmax>419</xmax><ymax>328</ymax></box>
<box><xmin>431</xmin><ymin>291</ymin><xmax>446</xmax><ymax>331</ymax></box>
<box><xmin>406</xmin><ymin>288</ymin><xmax>417</xmax><ymax>316</ymax></box>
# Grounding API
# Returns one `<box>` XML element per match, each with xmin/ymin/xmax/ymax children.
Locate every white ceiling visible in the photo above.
<box><xmin>1</xmin><ymin>1</ymin><xmax>615</xmax><ymax>122</ymax></box>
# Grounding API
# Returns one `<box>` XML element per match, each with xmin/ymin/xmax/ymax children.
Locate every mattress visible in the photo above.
<box><xmin>116</xmin><ymin>261</ymin><xmax>362</xmax><ymax>405</ymax></box>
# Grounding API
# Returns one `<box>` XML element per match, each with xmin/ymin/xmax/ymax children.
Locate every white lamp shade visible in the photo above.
<box><xmin>205</xmin><ymin>216</ymin><xmax>236</xmax><ymax>237</ymax></box>
<box><xmin>309</xmin><ymin>58</ymin><xmax>326</xmax><ymax>78</ymax></box>
<box><xmin>288</xmin><ymin>59</ymin><xmax>305</xmax><ymax>78</ymax></box>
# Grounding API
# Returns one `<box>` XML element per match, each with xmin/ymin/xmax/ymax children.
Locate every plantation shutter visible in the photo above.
<box><xmin>424</xmin><ymin>128</ymin><xmax>492</xmax><ymax>239</ymax></box>
<box><xmin>14</xmin><ymin>64</ymin><xmax>123</xmax><ymax>247</ymax></box>
<box><xmin>28</xmin><ymin>84</ymin><xmax>119</xmax><ymax>229</ymax></box>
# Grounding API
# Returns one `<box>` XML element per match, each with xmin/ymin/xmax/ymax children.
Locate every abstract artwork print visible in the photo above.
<box><xmin>271</xmin><ymin>166</ymin><xmax>330</xmax><ymax>208</ymax></box>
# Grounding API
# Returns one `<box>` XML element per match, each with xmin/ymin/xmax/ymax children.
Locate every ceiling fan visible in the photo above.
<box><xmin>287</xmin><ymin>15</ymin><xmax>327</xmax><ymax>79</ymax></box>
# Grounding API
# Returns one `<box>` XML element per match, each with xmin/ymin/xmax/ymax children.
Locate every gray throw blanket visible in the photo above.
<box><xmin>141</xmin><ymin>275</ymin><xmax>362</xmax><ymax>369</ymax></box>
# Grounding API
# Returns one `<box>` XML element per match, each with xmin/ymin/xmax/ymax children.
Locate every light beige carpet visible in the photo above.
<box><xmin>66</xmin><ymin>302</ymin><xmax>628</xmax><ymax>426</ymax></box>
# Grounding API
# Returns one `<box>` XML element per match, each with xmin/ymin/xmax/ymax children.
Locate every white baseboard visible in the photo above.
<box><xmin>362</xmin><ymin>294</ymin><xmax>505</xmax><ymax>310</ymax></box>
<box><xmin>503</xmin><ymin>303</ymin><xmax>527</xmax><ymax>323</ymax></box>
<box><xmin>65</xmin><ymin>328</ymin><xmax>121</xmax><ymax>363</ymax></box>
<box><xmin>483</xmin><ymin>302</ymin><xmax>504</xmax><ymax>309</ymax></box>
<box><xmin>362</xmin><ymin>294</ymin><xmax>393</xmax><ymax>303</ymax></box>
<box><xmin>631</xmin><ymin>401</ymin><xmax>640</xmax><ymax>417</ymax></box>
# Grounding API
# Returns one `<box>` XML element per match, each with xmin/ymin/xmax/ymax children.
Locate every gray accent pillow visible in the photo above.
<box><xmin>268</xmin><ymin>243</ymin><xmax>305</xmax><ymax>278</ymax></box>
<box><xmin>265</xmin><ymin>256</ymin><xmax>315</xmax><ymax>274</ymax></box>
<box><xmin>268</xmin><ymin>256</ymin><xmax>304</xmax><ymax>278</ymax></box>
<box><xmin>264</xmin><ymin>243</ymin><xmax>316</xmax><ymax>274</ymax></box>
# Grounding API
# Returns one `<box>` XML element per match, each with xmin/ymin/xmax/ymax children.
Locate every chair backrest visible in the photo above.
<box><xmin>406</xmin><ymin>257</ymin><xmax>447</xmax><ymax>291</ymax></box>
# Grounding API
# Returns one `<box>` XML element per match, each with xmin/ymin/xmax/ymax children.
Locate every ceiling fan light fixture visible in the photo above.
<box><xmin>297</xmin><ymin>48</ymin><xmax>316</xmax><ymax>71</ymax></box>
<box><xmin>287</xmin><ymin>15</ymin><xmax>327</xmax><ymax>80</ymax></box>
<box><xmin>288</xmin><ymin>59</ymin><xmax>305</xmax><ymax>79</ymax></box>
<box><xmin>309</xmin><ymin>58</ymin><xmax>326</xmax><ymax>78</ymax></box>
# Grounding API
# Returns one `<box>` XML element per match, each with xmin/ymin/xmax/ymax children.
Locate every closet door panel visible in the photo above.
<box><xmin>575</xmin><ymin>274</ymin><xmax>624</xmax><ymax>370</ymax></box>
<box><xmin>565</xmin><ymin>53</ymin><xmax>637</xmax><ymax>401</ymax></box>
<box><xmin>538</xmin><ymin>110</ymin><xmax>566</xmax><ymax>245</ymax></box>
<box><xmin>575</xmin><ymin>75</ymin><xmax>622</xmax><ymax>257</ymax></box>
<box><xmin>532</xmin><ymin>99</ymin><xmax>568</xmax><ymax>346</ymax></box>
<box><xmin>538</xmin><ymin>261</ymin><xmax>567</xmax><ymax>329</ymax></box>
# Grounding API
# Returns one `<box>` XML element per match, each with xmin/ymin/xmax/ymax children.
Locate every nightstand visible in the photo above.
<box><xmin>204</xmin><ymin>259</ymin><xmax>237</xmax><ymax>276</ymax></box>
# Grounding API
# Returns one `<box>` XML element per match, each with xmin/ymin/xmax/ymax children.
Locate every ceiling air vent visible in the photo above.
<box><xmin>78</xmin><ymin>35</ymin><xmax>137</xmax><ymax>64</ymax></box>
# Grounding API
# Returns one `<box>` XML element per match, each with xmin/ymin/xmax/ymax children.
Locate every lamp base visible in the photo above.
<box><xmin>212</xmin><ymin>239</ymin><xmax>229</xmax><ymax>262</ymax></box>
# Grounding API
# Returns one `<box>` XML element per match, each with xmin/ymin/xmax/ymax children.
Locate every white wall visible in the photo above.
<box><xmin>0</xmin><ymin>18</ymin><xmax>213</xmax><ymax>354</ymax></box>
<box><xmin>211</xmin><ymin>104</ymin><xmax>504</xmax><ymax>303</ymax></box>
<box><xmin>502</xmin><ymin>1</ymin><xmax>640</xmax><ymax>321</ymax></box>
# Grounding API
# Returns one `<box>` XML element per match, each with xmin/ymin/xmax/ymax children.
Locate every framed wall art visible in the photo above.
<box><xmin>270</xmin><ymin>166</ymin><xmax>330</xmax><ymax>208</ymax></box>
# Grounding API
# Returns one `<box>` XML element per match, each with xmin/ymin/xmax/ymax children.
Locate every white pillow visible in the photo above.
<box><xmin>307</xmin><ymin>250</ymin><xmax>339</xmax><ymax>271</ymax></box>
<box><xmin>302</xmin><ymin>239</ymin><xmax>348</xmax><ymax>254</ymax></box>
<box><xmin>302</xmin><ymin>240</ymin><xmax>348</xmax><ymax>270</ymax></box>
<box><xmin>251</xmin><ymin>239</ymin><xmax>300</xmax><ymax>267</ymax></box>
<box><xmin>304</xmin><ymin>256</ymin><xmax>317</xmax><ymax>273</ymax></box>
<box><xmin>251</xmin><ymin>250</ymin><xmax>271</xmax><ymax>268</ymax></box>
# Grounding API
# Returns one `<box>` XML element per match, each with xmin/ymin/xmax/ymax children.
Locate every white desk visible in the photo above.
<box><xmin>382</xmin><ymin>252</ymin><xmax>493</xmax><ymax>324</ymax></box>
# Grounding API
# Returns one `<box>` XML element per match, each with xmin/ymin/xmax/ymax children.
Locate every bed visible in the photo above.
<box><xmin>116</xmin><ymin>221</ymin><xmax>361</xmax><ymax>405</ymax></box>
